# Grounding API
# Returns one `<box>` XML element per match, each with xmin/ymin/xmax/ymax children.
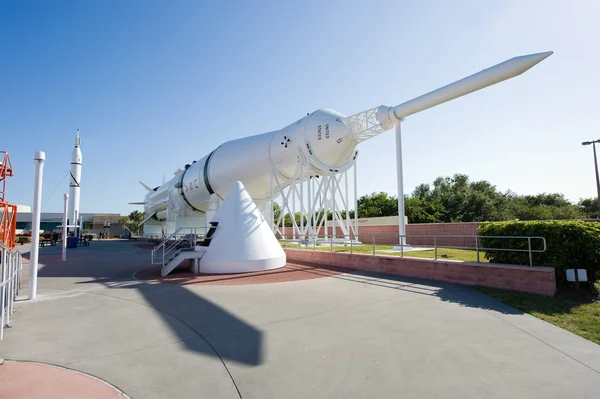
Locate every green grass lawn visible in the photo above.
<box><xmin>280</xmin><ymin>241</ymin><xmax>487</xmax><ymax>263</ymax></box>
<box><xmin>476</xmin><ymin>286</ymin><xmax>600</xmax><ymax>345</ymax></box>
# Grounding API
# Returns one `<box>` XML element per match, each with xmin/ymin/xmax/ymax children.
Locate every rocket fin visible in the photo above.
<box><xmin>138</xmin><ymin>213</ymin><xmax>155</xmax><ymax>226</ymax></box>
<box><xmin>139</xmin><ymin>181</ymin><xmax>153</xmax><ymax>192</ymax></box>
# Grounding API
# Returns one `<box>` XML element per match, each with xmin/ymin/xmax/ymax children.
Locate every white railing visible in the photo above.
<box><xmin>151</xmin><ymin>227</ymin><xmax>209</xmax><ymax>267</ymax></box>
<box><xmin>280</xmin><ymin>234</ymin><xmax>547</xmax><ymax>267</ymax></box>
<box><xmin>1</xmin><ymin>241</ymin><xmax>23</xmax><ymax>340</ymax></box>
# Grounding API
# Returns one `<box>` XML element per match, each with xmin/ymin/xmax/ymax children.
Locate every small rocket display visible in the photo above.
<box><xmin>68</xmin><ymin>130</ymin><xmax>82</xmax><ymax>233</ymax></box>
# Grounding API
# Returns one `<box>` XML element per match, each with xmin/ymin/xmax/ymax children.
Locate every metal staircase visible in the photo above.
<box><xmin>151</xmin><ymin>225</ymin><xmax>216</xmax><ymax>276</ymax></box>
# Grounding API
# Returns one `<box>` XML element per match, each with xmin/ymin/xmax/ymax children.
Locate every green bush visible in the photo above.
<box><xmin>16</xmin><ymin>236</ymin><xmax>31</xmax><ymax>244</ymax></box>
<box><xmin>478</xmin><ymin>221</ymin><xmax>600</xmax><ymax>288</ymax></box>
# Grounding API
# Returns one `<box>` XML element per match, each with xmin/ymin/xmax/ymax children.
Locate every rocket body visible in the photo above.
<box><xmin>68</xmin><ymin>132</ymin><xmax>82</xmax><ymax>232</ymax></box>
<box><xmin>140</xmin><ymin>51</ymin><xmax>553</xmax><ymax>229</ymax></box>
<box><xmin>143</xmin><ymin>109</ymin><xmax>357</xmax><ymax>221</ymax></box>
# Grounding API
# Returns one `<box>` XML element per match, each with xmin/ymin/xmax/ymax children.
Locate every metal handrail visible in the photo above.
<box><xmin>154</xmin><ymin>227</ymin><xmax>186</xmax><ymax>250</ymax></box>
<box><xmin>281</xmin><ymin>234</ymin><xmax>547</xmax><ymax>267</ymax></box>
<box><xmin>1</xmin><ymin>241</ymin><xmax>23</xmax><ymax>340</ymax></box>
<box><xmin>151</xmin><ymin>227</ymin><xmax>210</xmax><ymax>267</ymax></box>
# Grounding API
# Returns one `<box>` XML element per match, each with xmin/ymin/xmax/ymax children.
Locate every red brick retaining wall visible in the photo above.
<box><xmin>284</xmin><ymin>249</ymin><xmax>556</xmax><ymax>296</ymax></box>
<box><xmin>279</xmin><ymin>222</ymin><xmax>482</xmax><ymax>246</ymax></box>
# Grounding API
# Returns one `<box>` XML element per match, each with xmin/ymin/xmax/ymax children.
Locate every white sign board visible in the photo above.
<box><xmin>566</xmin><ymin>269</ymin><xmax>588</xmax><ymax>282</ymax></box>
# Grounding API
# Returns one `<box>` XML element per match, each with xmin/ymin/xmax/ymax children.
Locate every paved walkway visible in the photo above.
<box><xmin>0</xmin><ymin>360</ymin><xmax>128</xmax><ymax>398</ymax></box>
<box><xmin>2</xmin><ymin>240</ymin><xmax>600</xmax><ymax>398</ymax></box>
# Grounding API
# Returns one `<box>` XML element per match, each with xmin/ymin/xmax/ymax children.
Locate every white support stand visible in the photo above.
<box><xmin>62</xmin><ymin>194</ymin><xmax>69</xmax><ymax>261</ymax></box>
<box><xmin>394</xmin><ymin>122</ymin><xmax>411</xmax><ymax>251</ymax></box>
<box><xmin>28</xmin><ymin>151</ymin><xmax>45</xmax><ymax>300</ymax></box>
<box><xmin>270</xmin><ymin>149</ymin><xmax>359</xmax><ymax>243</ymax></box>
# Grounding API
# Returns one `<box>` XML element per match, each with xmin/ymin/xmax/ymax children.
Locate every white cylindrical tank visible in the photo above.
<box><xmin>161</xmin><ymin>109</ymin><xmax>357</xmax><ymax>217</ymax></box>
<box><xmin>68</xmin><ymin>131</ymin><xmax>82</xmax><ymax>231</ymax></box>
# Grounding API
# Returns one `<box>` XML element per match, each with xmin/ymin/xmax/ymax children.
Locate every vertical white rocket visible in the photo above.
<box><xmin>68</xmin><ymin>130</ymin><xmax>82</xmax><ymax>233</ymax></box>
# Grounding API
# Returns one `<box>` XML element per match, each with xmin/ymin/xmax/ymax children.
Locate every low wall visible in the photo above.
<box><xmin>284</xmin><ymin>249</ymin><xmax>556</xmax><ymax>296</ymax></box>
<box><xmin>280</xmin><ymin>222</ymin><xmax>482</xmax><ymax>246</ymax></box>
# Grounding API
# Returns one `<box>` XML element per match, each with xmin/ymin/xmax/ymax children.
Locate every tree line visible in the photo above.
<box><xmin>359</xmin><ymin>174</ymin><xmax>598</xmax><ymax>223</ymax></box>
<box><xmin>273</xmin><ymin>174</ymin><xmax>598</xmax><ymax>226</ymax></box>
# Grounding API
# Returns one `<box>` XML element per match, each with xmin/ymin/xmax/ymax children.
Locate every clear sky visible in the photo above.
<box><xmin>1</xmin><ymin>0</ymin><xmax>598</xmax><ymax>214</ymax></box>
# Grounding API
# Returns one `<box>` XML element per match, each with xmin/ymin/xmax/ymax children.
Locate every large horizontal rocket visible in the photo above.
<box><xmin>136</xmin><ymin>51</ymin><xmax>552</xmax><ymax>225</ymax></box>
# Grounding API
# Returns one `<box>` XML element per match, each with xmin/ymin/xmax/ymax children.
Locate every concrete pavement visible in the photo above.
<box><xmin>1</xmin><ymin>240</ymin><xmax>600</xmax><ymax>398</ymax></box>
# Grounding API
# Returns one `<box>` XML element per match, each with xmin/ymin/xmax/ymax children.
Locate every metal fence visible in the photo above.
<box><xmin>279</xmin><ymin>234</ymin><xmax>547</xmax><ymax>266</ymax></box>
<box><xmin>1</xmin><ymin>241</ymin><xmax>23</xmax><ymax>340</ymax></box>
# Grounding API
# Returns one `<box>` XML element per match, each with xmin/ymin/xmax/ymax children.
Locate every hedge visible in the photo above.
<box><xmin>478</xmin><ymin>220</ymin><xmax>600</xmax><ymax>288</ymax></box>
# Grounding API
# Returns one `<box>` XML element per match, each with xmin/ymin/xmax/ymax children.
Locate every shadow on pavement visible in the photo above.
<box><xmin>324</xmin><ymin>270</ymin><xmax>525</xmax><ymax>315</ymax></box>
<box><xmin>34</xmin><ymin>241</ymin><xmax>263</xmax><ymax>366</ymax></box>
<box><xmin>30</xmin><ymin>240</ymin><xmax>525</xmax><ymax>368</ymax></box>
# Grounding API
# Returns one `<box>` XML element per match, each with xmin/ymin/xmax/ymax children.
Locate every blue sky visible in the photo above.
<box><xmin>1</xmin><ymin>0</ymin><xmax>598</xmax><ymax>214</ymax></box>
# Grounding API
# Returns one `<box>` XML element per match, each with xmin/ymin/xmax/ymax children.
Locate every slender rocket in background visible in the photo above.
<box><xmin>135</xmin><ymin>51</ymin><xmax>553</xmax><ymax>235</ymax></box>
<box><xmin>68</xmin><ymin>130</ymin><xmax>82</xmax><ymax>234</ymax></box>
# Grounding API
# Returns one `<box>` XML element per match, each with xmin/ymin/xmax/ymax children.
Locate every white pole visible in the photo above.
<box><xmin>28</xmin><ymin>151</ymin><xmax>45</xmax><ymax>300</ymax></box>
<box><xmin>291</xmin><ymin>173</ymin><xmax>296</xmax><ymax>240</ymax></box>
<box><xmin>331</xmin><ymin>175</ymin><xmax>337</xmax><ymax>240</ymax></box>
<box><xmin>354</xmin><ymin>161</ymin><xmax>358</xmax><ymax>238</ymax></box>
<box><xmin>300</xmin><ymin>158</ymin><xmax>304</xmax><ymax>236</ymax></box>
<box><xmin>307</xmin><ymin>164</ymin><xmax>312</xmax><ymax>238</ymax></box>
<box><xmin>62</xmin><ymin>193</ymin><xmax>69</xmax><ymax>261</ymax></box>
<box><xmin>344</xmin><ymin>170</ymin><xmax>349</xmax><ymax>241</ymax></box>
<box><xmin>395</xmin><ymin>123</ymin><xmax>407</xmax><ymax>246</ymax></box>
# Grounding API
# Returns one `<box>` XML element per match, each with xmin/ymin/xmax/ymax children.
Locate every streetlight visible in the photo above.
<box><xmin>582</xmin><ymin>139</ymin><xmax>600</xmax><ymax>212</ymax></box>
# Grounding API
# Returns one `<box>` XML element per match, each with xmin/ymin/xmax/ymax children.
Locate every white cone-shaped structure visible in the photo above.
<box><xmin>199</xmin><ymin>181</ymin><xmax>286</xmax><ymax>274</ymax></box>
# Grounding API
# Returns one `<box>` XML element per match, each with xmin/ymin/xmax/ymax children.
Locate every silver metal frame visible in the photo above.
<box><xmin>281</xmin><ymin>234</ymin><xmax>547</xmax><ymax>267</ymax></box>
<box><xmin>1</xmin><ymin>241</ymin><xmax>23</xmax><ymax>340</ymax></box>
<box><xmin>151</xmin><ymin>226</ymin><xmax>210</xmax><ymax>268</ymax></box>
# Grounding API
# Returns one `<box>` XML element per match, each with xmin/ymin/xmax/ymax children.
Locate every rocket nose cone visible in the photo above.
<box><xmin>515</xmin><ymin>51</ymin><xmax>553</xmax><ymax>69</ymax></box>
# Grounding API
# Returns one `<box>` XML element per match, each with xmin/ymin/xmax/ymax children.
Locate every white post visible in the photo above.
<box><xmin>291</xmin><ymin>175</ymin><xmax>296</xmax><ymax>240</ymax></box>
<box><xmin>344</xmin><ymin>170</ymin><xmax>350</xmax><ymax>241</ymax></box>
<box><xmin>299</xmin><ymin>158</ymin><xmax>304</xmax><ymax>237</ymax></box>
<box><xmin>62</xmin><ymin>193</ymin><xmax>69</xmax><ymax>261</ymax></box>
<box><xmin>307</xmin><ymin>164</ymin><xmax>312</xmax><ymax>238</ymax></box>
<box><xmin>395</xmin><ymin>123</ymin><xmax>407</xmax><ymax>247</ymax></box>
<box><xmin>324</xmin><ymin>177</ymin><xmax>328</xmax><ymax>239</ymax></box>
<box><xmin>28</xmin><ymin>151</ymin><xmax>45</xmax><ymax>300</ymax></box>
<box><xmin>270</xmin><ymin>170</ymin><xmax>274</xmax><ymax>233</ymax></box>
<box><xmin>331</xmin><ymin>175</ymin><xmax>337</xmax><ymax>240</ymax></box>
<box><xmin>354</xmin><ymin>161</ymin><xmax>358</xmax><ymax>238</ymax></box>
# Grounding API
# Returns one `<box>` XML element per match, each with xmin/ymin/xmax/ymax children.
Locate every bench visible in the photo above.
<box><xmin>40</xmin><ymin>239</ymin><xmax>56</xmax><ymax>247</ymax></box>
<box><xmin>78</xmin><ymin>239</ymin><xmax>90</xmax><ymax>246</ymax></box>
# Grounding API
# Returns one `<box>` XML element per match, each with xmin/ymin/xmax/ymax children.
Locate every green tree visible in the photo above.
<box><xmin>120</xmin><ymin>210</ymin><xmax>146</xmax><ymax>236</ymax></box>
<box><xmin>129</xmin><ymin>210</ymin><xmax>145</xmax><ymax>224</ymax></box>
<box><xmin>579</xmin><ymin>197</ymin><xmax>600</xmax><ymax>218</ymax></box>
<box><xmin>357</xmin><ymin>192</ymin><xmax>398</xmax><ymax>218</ymax></box>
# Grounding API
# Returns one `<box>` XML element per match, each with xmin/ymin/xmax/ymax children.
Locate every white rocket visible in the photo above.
<box><xmin>68</xmin><ymin>130</ymin><xmax>82</xmax><ymax>233</ymax></box>
<box><xmin>136</xmin><ymin>51</ymin><xmax>552</xmax><ymax>231</ymax></box>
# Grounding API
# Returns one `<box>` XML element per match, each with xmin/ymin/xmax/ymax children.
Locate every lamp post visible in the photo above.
<box><xmin>582</xmin><ymin>139</ymin><xmax>600</xmax><ymax>213</ymax></box>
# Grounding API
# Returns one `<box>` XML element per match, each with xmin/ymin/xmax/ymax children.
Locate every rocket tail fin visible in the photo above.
<box><xmin>139</xmin><ymin>181</ymin><xmax>153</xmax><ymax>192</ymax></box>
<box><xmin>138</xmin><ymin>213</ymin><xmax>155</xmax><ymax>226</ymax></box>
